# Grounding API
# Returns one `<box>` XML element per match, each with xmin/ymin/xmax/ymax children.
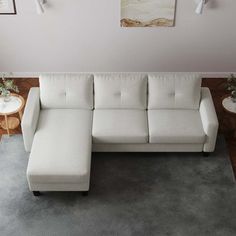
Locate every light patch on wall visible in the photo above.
<box><xmin>121</xmin><ymin>0</ymin><xmax>176</xmax><ymax>27</ymax></box>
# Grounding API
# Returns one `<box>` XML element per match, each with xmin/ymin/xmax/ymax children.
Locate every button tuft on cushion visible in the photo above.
<box><xmin>59</xmin><ymin>91</ymin><xmax>66</xmax><ymax>96</ymax></box>
<box><xmin>169</xmin><ymin>92</ymin><xmax>175</xmax><ymax>97</ymax></box>
<box><xmin>114</xmin><ymin>91</ymin><xmax>122</xmax><ymax>97</ymax></box>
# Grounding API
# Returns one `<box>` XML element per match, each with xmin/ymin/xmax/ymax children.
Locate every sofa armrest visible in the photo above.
<box><xmin>21</xmin><ymin>88</ymin><xmax>40</xmax><ymax>152</ymax></box>
<box><xmin>199</xmin><ymin>87</ymin><xmax>219</xmax><ymax>152</ymax></box>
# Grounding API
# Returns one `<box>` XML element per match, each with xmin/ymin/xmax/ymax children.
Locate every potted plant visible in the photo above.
<box><xmin>0</xmin><ymin>73</ymin><xmax>19</xmax><ymax>102</ymax></box>
<box><xmin>226</xmin><ymin>74</ymin><xmax>236</xmax><ymax>103</ymax></box>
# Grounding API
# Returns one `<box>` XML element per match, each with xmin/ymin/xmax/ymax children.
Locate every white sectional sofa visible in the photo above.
<box><xmin>21</xmin><ymin>73</ymin><xmax>219</xmax><ymax>196</ymax></box>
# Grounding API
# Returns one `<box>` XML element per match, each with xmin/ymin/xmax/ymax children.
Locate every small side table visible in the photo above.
<box><xmin>222</xmin><ymin>96</ymin><xmax>236</xmax><ymax>138</ymax></box>
<box><xmin>0</xmin><ymin>94</ymin><xmax>25</xmax><ymax>136</ymax></box>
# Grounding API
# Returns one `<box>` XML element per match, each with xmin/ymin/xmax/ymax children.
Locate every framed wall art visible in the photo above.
<box><xmin>0</xmin><ymin>0</ymin><xmax>16</xmax><ymax>15</ymax></box>
<box><xmin>121</xmin><ymin>0</ymin><xmax>176</xmax><ymax>27</ymax></box>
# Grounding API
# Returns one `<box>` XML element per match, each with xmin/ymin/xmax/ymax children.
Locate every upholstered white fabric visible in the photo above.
<box><xmin>148</xmin><ymin>109</ymin><xmax>206</xmax><ymax>144</ymax></box>
<box><xmin>27</xmin><ymin>109</ymin><xmax>93</xmax><ymax>190</ymax></box>
<box><xmin>92</xmin><ymin>109</ymin><xmax>148</xmax><ymax>143</ymax></box>
<box><xmin>200</xmin><ymin>88</ymin><xmax>219</xmax><ymax>152</ymax></box>
<box><xmin>40</xmin><ymin>74</ymin><xmax>93</xmax><ymax>109</ymax></box>
<box><xmin>23</xmin><ymin>73</ymin><xmax>220</xmax><ymax>194</ymax></box>
<box><xmin>94</xmin><ymin>74</ymin><xmax>147</xmax><ymax>109</ymax></box>
<box><xmin>21</xmin><ymin>88</ymin><xmax>40</xmax><ymax>152</ymax></box>
<box><xmin>148</xmin><ymin>73</ymin><xmax>202</xmax><ymax>109</ymax></box>
<box><xmin>92</xmin><ymin>143</ymin><xmax>203</xmax><ymax>152</ymax></box>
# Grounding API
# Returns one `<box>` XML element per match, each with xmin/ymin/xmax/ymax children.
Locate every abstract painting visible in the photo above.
<box><xmin>121</xmin><ymin>0</ymin><xmax>176</xmax><ymax>27</ymax></box>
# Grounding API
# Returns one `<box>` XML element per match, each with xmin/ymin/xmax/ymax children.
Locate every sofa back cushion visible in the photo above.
<box><xmin>40</xmin><ymin>74</ymin><xmax>93</xmax><ymax>109</ymax></box>
<box><xmin>94</xmin><ymin>74</ymin><xmax>147</xmax><ymax>109</ymax></box>
<box><xmin>148</xmin><ymin>73</ymin><xmax>202</xmax><ymax>110</ymax></box>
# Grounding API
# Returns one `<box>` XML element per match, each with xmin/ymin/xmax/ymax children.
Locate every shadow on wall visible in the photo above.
<box><xmin>207</xmin><ymin>0</ymin><xmax>218</xmax><ymax>9</ymax></box>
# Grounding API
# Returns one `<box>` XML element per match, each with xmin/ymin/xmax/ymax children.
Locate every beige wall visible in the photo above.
<box><xmin>0</xmin><ymin>0</ymin><xmax>235</xmax><ymax>75</ymax></box>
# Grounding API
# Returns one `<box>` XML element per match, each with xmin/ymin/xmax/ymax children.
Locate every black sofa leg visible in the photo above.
<box><xmin>82</xmin><ymin>191</ymin><xmax>88</xmax><ymax>196</ymax></box>
<box><xmin>33</xmin><ymin>191</ymin><xmax>41</xmax><ymax>196</ymax></box>
<box><xmin>203</xmin><ymin>152</ymin><xmax>210</xmax><ymax>157</ymax></box>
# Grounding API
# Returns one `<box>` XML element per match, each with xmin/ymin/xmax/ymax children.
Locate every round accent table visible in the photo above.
<box><xmin>222</xmin><ymin>96</ymin><xmax>236</xmax><ymax>138</ymax></box>
<box><xmin>0</xmin><ymin>94</ymin><xmax>25</xmax><ymax>136</ymax></box>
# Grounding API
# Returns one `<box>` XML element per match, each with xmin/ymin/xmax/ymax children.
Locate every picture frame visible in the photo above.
<box><xmin>121</xmin><ymin>0</ymin><xmax>176</xmax><ymax>27</ymax></box>
<box><xmin>0</xmin><ymin>0</ymin><xmax>16</xmax><ymax>15</ymax></box>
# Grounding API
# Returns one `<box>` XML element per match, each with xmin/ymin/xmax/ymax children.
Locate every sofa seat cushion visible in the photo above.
<box><xmin>148</xmin><ymin>110</ymin><xmax>206</xmax><ymax>144</ymax></box>
<box><xmin>92</xmin><ymin>110</ymin><xmax>148</xmax><ymax>143</ymax></box>
<box><xmin>27</xmin><ymin>109</ymin><xmax>93</xmax><ymax>184</ymax></box>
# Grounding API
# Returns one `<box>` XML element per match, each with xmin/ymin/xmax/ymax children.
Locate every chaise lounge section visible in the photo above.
<box><xmin>22</xmin><ymin>74</ymin><xmax>94</xmax><ymax>195</ymax></box>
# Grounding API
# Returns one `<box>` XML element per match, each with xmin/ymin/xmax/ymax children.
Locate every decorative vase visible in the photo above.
<box><xmin>2</xmin><ymin>90</ymin><xmax>11</xmax><ymax>102</ymax></box>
